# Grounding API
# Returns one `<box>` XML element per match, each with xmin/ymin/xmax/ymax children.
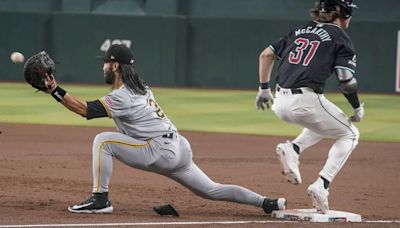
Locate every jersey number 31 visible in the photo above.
<box><xmin>289</xmin><ymin>38</ymin><xmax>320</xmax><ymax>66</ymax></box>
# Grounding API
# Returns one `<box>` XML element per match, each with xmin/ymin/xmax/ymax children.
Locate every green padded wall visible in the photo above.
<box><xmin>186</xmin><ymin>18</ymin><xmax>400</xmax><ymax>92</ymax></box>
<box><xmin>1</xmin><ymin>0</ymin><xmax>400</xmax><ymax>92</ymax></box>
<box><xmin>50</xmin><ymin>13</ymin><xmax>187</xmax><ymax>86</ymax></box>
<box><xmin>0</xmin><ymin>12</ymin><xmax>52</xmax><ymax>82</ymax></box>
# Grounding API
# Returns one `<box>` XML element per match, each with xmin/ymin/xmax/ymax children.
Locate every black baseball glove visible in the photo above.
<box><xmin>23</xmin><ymin>51</ymin><xmax>56</xmax><ymax>91</ymax></box>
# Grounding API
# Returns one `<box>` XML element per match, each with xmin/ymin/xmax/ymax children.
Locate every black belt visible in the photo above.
<box><xmin>277</xmin><ymin>87</ymin><xmax>303</xmax><ymax>94</ymax></box>
<box><xmin>162</xmin><ymin>133</ymin><xmax>174</xmax><ymax>139</ymax></box>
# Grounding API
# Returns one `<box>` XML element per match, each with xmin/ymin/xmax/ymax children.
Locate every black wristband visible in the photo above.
<box><xmin>343</xmin><ymin>91</ymin><xmax>360</xmax><ymax>109</ymax></box>
<box><xmin>260</xmin><ymin>82</ymin><xmax>270</xmax><ymax>89</ymax></box>
<box><xmin>51</xmin><ymin>86</ymin><xmax>67</xmax><ymax>102</ymax></box>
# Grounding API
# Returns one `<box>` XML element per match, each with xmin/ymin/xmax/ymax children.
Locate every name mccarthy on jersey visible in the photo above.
<box><xmin>295</xmin><ymin>26</ymin><xmax>332</xmax><ymax>42</ymax></box>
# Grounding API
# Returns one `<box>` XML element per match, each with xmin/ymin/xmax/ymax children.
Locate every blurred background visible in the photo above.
<box><xmin>0</xmin><ymin>0</ymin><xmax>399</xmax><ymax>93</ymax></box>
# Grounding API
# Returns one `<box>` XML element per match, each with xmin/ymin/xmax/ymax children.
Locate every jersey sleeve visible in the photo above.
<box><xmin>334</xmin><ymin>36</ymin><xmax>356</xmax><ymax>74</ymax></box>
<box><xmin>86</xmin><ymin>100</ymin><xmax>108</xmax><ymax>119</ymax></box>
<box><xmin>269</xmin><ymin>30</ymin><xmax>293</xmax><ymax>59</ymax></box>
<box><xmin>99</xmin><ymin>90</ymin><xmax>131</xmax><ymax>118</ymax></box>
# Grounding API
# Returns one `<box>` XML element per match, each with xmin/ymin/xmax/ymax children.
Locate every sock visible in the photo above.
<box><xmin>292</xmin><ymin>143</ymin><xmax>300</xmax><ymax>154</ymax></box>
<box><xmin>320</xmin><ymin>176</ymin><xmax>330</xmax><ymax>189</ymax></box>
<box><xmin>94</xmin><ymin>192</ymin><xmax>109</xmax><ymax>201</ymax></box>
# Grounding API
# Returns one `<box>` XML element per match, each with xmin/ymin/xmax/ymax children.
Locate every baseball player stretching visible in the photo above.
<box><xmin>256</xmin><ymin>0</ymin><xmax>363</xmax><ymax>214</ymax></box>
<box><xmin>42</xmin><ymin>44</ymin><xmax>286</xmax><ymax>214</ymax></box>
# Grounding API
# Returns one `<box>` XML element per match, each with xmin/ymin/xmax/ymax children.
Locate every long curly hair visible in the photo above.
<box><xmin>310</xmin><ymin>2</ymin><xmax>341</xmax><ymax>23</ymax></box>
<box><xmin>119</xmin><ymin>64</ymin><xmax>147</xmax><ymax>95</ymax></box>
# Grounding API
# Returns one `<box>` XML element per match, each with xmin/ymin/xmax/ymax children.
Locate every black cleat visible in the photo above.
<box><xmin>262</xmin><ymin>198</ymin><xmax>286</xmax><ymax>214</ymax></box>
<box><xmin>68</xmin><ymin>192</ymin><xmax>113</xmax><ymax>214</ymax></box>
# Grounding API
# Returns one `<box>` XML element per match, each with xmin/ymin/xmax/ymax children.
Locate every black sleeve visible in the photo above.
<box><xmin>270</xmin><ymin>33</ymin><xmax>290</xmax><ymax>59</ymax></box>
<box><xmin>343</xmin><ymin>91</ymin><xmax>361</xmax><ymax>109</ymax></box>
<box><xmin>334</xmin><ymin>33</ymin><xmax>356</xmax><ymax>73</ymax></box>
<box><xmin>270</xmin><ymin>27</ymin><xmax>296</xmax><ymax>59</ymax></box>
<box><xmin>86</xmin><ymin>100</ymin><xmax>109</xmax><ymax>120</ymax></box>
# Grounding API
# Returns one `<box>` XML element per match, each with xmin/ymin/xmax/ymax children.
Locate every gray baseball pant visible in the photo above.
<box><xmin>91</xmin><ymin>132</ymin><xmax>265</xmax><ymax>207</ymax></box>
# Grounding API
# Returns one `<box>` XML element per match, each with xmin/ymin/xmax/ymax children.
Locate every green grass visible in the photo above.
<box><xmin>1</xmin><ymin>82</ymin><xmax>399</xmax><ymax>142</ymax></box>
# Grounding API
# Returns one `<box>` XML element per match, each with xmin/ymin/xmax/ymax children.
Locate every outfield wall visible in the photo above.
<box><xmin>1</xmin><ymin>2</ymin><xmax>399</xmax><ymax>93</ymax></box>
<box><xmin>0</xmin><ymin>12</ymin><xmax>187</xmax><ymax>87</ymax></box>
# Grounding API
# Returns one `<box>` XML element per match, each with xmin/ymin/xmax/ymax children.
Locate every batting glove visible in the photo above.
<box><xmin>350</xmin><ymin>103</ymin><xmax>364</xmax><ymax>122</ymax></box>
<box><xmin>256</xmin><ymin>87</ymin><xmax>274</xmax><ymax>110</ymax></box>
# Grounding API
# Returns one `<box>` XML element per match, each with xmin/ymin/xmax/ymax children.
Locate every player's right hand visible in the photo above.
<box><xmin>350</xmin><ymin>103</ymin><xmax>364</xmax><ymax>122</ymax></box>
<box><xmin>256</xmin><ymin>88</ymin><xmax>274</xmax><ymax>110</ymax></box>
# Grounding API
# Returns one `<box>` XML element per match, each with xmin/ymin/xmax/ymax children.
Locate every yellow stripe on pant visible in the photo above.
<box><xmin>96</xmin><ymin>140</ymin><xmax>151</xmax><ymax>192</ymax></box>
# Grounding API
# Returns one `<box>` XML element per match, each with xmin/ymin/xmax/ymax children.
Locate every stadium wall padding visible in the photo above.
<box><xmin>1</xmin><ymin>10</ymin><xmax>399</xmax><ymax>93</ymax></box>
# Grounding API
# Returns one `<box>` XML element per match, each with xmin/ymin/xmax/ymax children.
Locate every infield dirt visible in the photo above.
<box><xmin>0</xmin><ymin>123</ymin><xmax>399</xmax><ymax>227</ymax></box>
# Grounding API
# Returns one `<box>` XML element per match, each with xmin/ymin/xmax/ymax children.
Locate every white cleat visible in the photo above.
<box><xmin>277</xmin><ymin>198</ymin><xmax>287</xmax><ymax>211</ymax></box>
<box><xmin>276</xmin><ymin>141</ymin><xmax>302</xmax><ymax>185</ymax></box>
<box><xmin>307</xmin><ymin>178</ymin><xmax>329</xmax><ymax>214</ymax></box>
<box><xmin>262</xmin><ymin>197</ymin><xmax>287</xmax><ymax>214</ymax></box>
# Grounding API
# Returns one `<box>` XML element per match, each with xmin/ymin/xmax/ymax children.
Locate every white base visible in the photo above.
<box><xmin>272</xmin><ymin>208</ymin><xmax>362</xmax><ymax>222</ymax></box>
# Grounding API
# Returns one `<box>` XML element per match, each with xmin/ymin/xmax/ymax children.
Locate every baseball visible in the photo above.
<box><xmin>10</xmin><ymin>51</ymin><xmax>25</xmax><ymax>64</ymax></box>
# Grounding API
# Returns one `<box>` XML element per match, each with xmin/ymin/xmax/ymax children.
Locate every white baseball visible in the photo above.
<box><xmin>10</xmin><ymin>52</ymin><xmax>25</xmax><ymax>63</ymax></box>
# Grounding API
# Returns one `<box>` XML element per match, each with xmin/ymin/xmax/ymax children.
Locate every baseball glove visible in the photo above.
<box><xmin>23</xmin><ymin>51</ymin><xmax>56</xmax><ymax>91</ymax></box>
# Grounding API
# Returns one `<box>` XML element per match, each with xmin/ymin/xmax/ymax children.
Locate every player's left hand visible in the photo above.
<box><xmin>44</xmin><ymin>74</ymin><xmax>57</xmax><ymax>93</ymax></box>
<box><xmin>256</xmin><ymin>87</ymin><xmax>274</xmax><ymax>110</ymax></box>
<box><xmin>23</xmin><ymin>51</ymin><xmax>56</xmax><ymax>92</ymax></box>
<box><xmin>350</xmin><ymin>103</ymin><xmax>364</xmax><ymax>122</ymax></box>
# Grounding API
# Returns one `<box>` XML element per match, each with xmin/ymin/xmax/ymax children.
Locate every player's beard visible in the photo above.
<box><xmin>104</xmin><ymin>69</ymin><xmax>116</xmax><ymax>85</ymax></box>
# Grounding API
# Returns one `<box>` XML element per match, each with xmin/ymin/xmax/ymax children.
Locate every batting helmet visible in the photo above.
<box><xmin>319</xmin><ymin>0</ymin><xmax>357</xmax><ymax>19</ymax></box>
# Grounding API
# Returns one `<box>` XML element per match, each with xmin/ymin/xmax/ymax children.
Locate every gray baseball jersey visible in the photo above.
<box><xmin>93</xmin><ymin>85</ymin><xmax>267</xmax><ymax>209</ymax></box>
<box><xmin>99</xmin><ymin>85</ymin><xmax>177</xmax><ymax>141</ymax></box>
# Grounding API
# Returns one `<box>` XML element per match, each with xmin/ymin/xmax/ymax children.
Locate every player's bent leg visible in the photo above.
<box><xmin>292</xmin><ymin>128</ymin><xmax>323</xmax><ymax>152</ymax></box>
<box><xmin>284</xmin><ymin>93</ymin><xmax>360</xmax><ymax>213</ymax></box>
<box><xmin>69</xmin><ymin>131</ymin><xmax>156</xmax><ymax>214</ymax></box>
<box><xmin>319</xmin><ymin>126</ymin><xmax>359</xmax><ymax>182</ymax></box>
<box><xmin>167</xmin><ymin>161</ymin><xmax>286</xmax><ymax>213</ymax></box>
<box><xmin>276</xmin><ymin>129</ymin><xmax>323</xmax><ymax>185</ymax></box>
<box><xmin>309</xmin><ymin>127</ymin><xmax>358</xmax><ymax>214</ymax></box>
<box><xmin>92</xmin><ymin>132</ymin><xmax>117</xmax><ymax>193</ymax></box>
<box><xmin>276</xmin><ymin>141</ymin><xmax>302</xmax><ymax>185</ymax></box>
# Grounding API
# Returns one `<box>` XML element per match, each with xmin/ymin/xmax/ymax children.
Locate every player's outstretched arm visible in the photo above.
<box><xmin>61</xmin><ymin>93</ymin><xmax>88</xmax><ymax>117</ymax></box>
<box><xmin>23</xmin><ymin>51</ymin><xmax>90</xmax><ymax>118</ymax></box>
<box><xmin>45</xmin><ymin>76</ymin><xmax>88</xmax><ymax>117</ymax></box>
<box><xmin>45</xmin><ymin>76</ymin><xmax>109</xmax><ymax>120</ymax></box>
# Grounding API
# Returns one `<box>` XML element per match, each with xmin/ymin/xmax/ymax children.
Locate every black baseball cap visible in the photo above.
<box><xmin>98</xmin><ymin>44</ymin><xmax>134</xmax><ymax>65</ymax></box>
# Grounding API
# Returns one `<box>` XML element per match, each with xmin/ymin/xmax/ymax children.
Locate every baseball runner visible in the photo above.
<box><xmin>23</xmin><ymin>44</ymin><xmax>286</xmax><ymax>214</ymax></box>
<box><xmin>255</xmin><ymin>0</ymin><xmax>363</xmax><ymax>214</ymax></box>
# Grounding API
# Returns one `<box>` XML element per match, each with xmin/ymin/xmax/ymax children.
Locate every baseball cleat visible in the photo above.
<box><xmin>262</xmin><ymin>197</ymin><xmax>286</xmax><ymax>214</ymax></box>
<box><xmin>68</xmin><ymin>192</ymin><xmax>113</xmax><ymax>214</ymax></box>
<box><xmin>307</xmin><ymin>178</ymin><xmax>329</xmax><ymax>214</ymax></box>
<box><xmin>276</xmin><ymin>141</ymin><xmax>302</xmax><ymax>185</ymax></box>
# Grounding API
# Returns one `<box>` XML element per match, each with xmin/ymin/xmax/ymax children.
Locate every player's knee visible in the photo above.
<box><xmin>344</xmin><ymin>126</ymin><xmax>359</xmax><ymax>149</ymax></box>
<box><xmin>342</xmin><ymin>125</ymin><xmax>359</xmax><ymax>141</ymax></box>
<box><xmin>93</xmin><ymin>132</ymin><xmax>110</xmax><ymax>143</ymax></box>
<box><xmin>351</xmin><ymin>126</ymin><xmax>360</xmax><ymax>141</ymax></box>
<box><xmin>93</xmin><ymin>132</ymin><xmax>112</xmax><ymax>152</ymax></box>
